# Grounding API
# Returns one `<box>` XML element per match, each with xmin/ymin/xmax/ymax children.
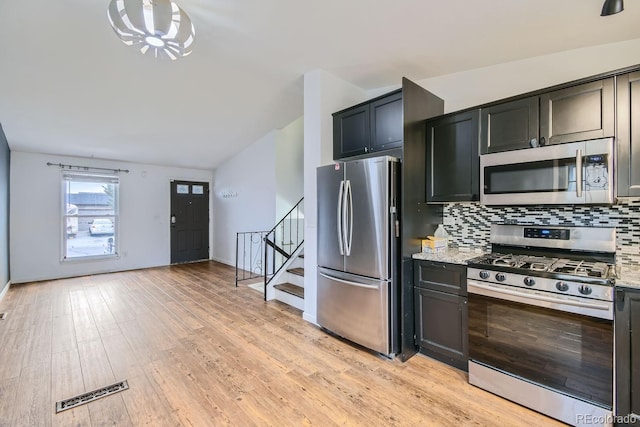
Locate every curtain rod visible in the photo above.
<box><xmin>46</xmin><ymin>162</ymin><xmax>130</xmax><ymax>174</ymax></box>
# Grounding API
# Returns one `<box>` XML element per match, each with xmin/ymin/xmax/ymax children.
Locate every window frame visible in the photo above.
<box><xmin>61</xmin><ymin>172</ymin><xmax>120</xmax><ymax>262</ymax></box>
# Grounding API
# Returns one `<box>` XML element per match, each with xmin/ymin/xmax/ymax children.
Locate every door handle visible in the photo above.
<box><xmin>337</xmin><ymin>180</ymin><xmax>344</xmax><ymax>255</ymax></box>
<box><xmin>171</xmin><ymin>215</ymin><xmax>176</xmax><ymax>226</ymax></box>
<box><xmin>345</xmin><ymin>180</ymin><xmax>353</xmax><ymax>256</ymax></box>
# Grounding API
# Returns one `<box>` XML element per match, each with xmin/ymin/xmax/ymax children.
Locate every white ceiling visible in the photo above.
<box><xmin>0</xmin><ymin>0</ymin><xmax>639</xmax><ymax>170</ymax></box>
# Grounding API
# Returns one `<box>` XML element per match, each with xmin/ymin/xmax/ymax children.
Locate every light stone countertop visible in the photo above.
<box><xmin>412</xmin><ymin>248</ymin><xmax>487</xmax><ymax>265</ymax></box>
<box><xmin>616</xmin><ymin>264</ymin><xmax>640</xmax><ymax>289</ymax></box>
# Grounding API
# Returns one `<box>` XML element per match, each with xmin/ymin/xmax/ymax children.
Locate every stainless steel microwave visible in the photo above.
<box><xmin>480</xmin><ymin>138</ymin><xmax>614</xmax><ymax>205</ymax></box>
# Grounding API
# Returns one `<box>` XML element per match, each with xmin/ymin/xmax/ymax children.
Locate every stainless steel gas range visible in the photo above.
<box><xmin>467</xmin><ymin>224</ymin><xmax>617</xmax><ymax>427</ymax></box>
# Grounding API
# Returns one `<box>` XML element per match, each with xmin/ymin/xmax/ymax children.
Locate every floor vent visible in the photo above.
<box><xmin>56</xmin><ymin>380</ymin><xmax>129</xmax><ymax>413</ymax></box>
<box><xmin>0</xmin><ymin>313</ymin><xmax>6</xmax><ymax>320</ymax></box>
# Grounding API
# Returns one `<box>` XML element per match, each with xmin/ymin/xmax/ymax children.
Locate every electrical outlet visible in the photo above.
<box><xmin>443</xmin><ymin>217</ymin><xmax>455</xmax><ymax>226</ymax></box>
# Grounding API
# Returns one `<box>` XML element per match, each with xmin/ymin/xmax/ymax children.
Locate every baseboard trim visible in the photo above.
<box><xmin>303</xmin><ymin>312</ymin><xmax>318</xmax><ymax>326</ymax></box>
<box><xmin>211</xmin><ymin>256</ymin><xmax>233</xmax><ymax>267</ymax></box>
<box><xmin>0</xmin><ymin>280</ymin><xmax>11</xmax><ymax>303</ymax></box>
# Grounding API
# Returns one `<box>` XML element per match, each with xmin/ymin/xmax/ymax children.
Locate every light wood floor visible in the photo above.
<box><xmin>0</xmin><ymin>261</ymin><xmax>564</xmax><ymax>426</ymax></box>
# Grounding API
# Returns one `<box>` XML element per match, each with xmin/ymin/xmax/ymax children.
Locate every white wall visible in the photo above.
<box><xmin>417</xmin><ymin>38</ymin><xmax>640</xmax><ymax>113</ymax></box>
<box><xmin>302</xmin><ymin>69</ymin><xmax>368</xmax><ymax>325</ymax></box>
<box><xmin>211</xmin><ymin>131</ymin><xmax>277</xmax><ymax>266</ymax></box>
<box><xmin>10</xmin><ymin>151</ymin><xmax>213</xmax><ymax>283</ymax></box>
<box><xmin>275</xmin><ymin>116</ymin><xmax>304</xmax><ymax>220</ymax></box>
<box><xmin>212</xmin><ymin>117</ymin><xmax>304</xmax><ymax>268</ymax></box>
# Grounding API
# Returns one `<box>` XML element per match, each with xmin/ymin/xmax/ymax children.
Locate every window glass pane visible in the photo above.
<box><xmin>63</xmin><ymin>173</ymin><xmax>119</xmax><ymax>260</ymax></box>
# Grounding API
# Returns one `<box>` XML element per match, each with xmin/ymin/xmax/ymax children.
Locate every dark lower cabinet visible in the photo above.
<box><xmin>615</xmin><ymin>286</ymin><xmax>640</xmax><ymax>424</ymax></box>
<box><xmin>616</xmin><ymin>72</ymin><xmax>640</xmax><ymax>197</ymax></box>
<box><xmin>414</xmin><ymin>260</ymin><xmax>468</xmax><ymax>371</ymax></box>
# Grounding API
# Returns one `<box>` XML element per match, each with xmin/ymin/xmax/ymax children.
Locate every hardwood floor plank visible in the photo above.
<box><xmin>69</xmin><ymin>289</ymin><xmax>100</xmax><ymax>343</ymax></box>
<box><xmin>0</xmin><ymin>377</ymin><xmax>19</xmax><ymax>427</ymax></box>
<box><xmin>0</xmin><ymin>330</ymin><xmax>25</xmax><ymax>381</ymax></box>
<box><xmin>77</xmin><ymin>339</ymin><xmax>132</xmax><ymax>426</ymax></box>
<box><xmin>118</xmin><ymin>373</ymin><xmax>181</xmax><ymax>427</ymax></box>
<box><xmin>51</xmin><ymin>349</ymin><xmax>92</xmax><ymax>427</ymax></box>
<box><xmin>11</xmin><ymin>361</ymin><xmax>51</xmax><ymax>427</ymax></box>
<box><xmin>0</xmin><ymin>261</ymin><xmax>566</xmax><ymax>426</ymax></box>
<box><xmin>51</xmin><ymin>315</ymin><xmax>78</xmax><ymax>355</ymax></box>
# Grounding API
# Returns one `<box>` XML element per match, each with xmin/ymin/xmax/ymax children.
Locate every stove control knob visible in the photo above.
<box><xmin>578</xmin><ymin>285</ymin><xmax>593</xmax><ymax>295</ymax></box>
<box><xmin>524</xmin><ymin>277</ymin><xmax>536</xmax><ymax>287</ymax></box>
<box><xmin>479</xmin><ymin>271</ymin><xmax>490</xmax><ymax>280</ymax></box>
<box><xmin>496</xmin><ymin>273</ymin><xmax>506</xmax><ymax>282</ymax></box>
<box><xmin>556</xmin><ymin>281</ymin><xmax>569</xmax><ymax>292</ymax></box>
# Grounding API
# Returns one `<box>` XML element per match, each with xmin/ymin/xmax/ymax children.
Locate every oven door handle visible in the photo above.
<box><xmin>468</xmin><ymin>280</ymin><xmax>613</xmax><ymax>320</ymax></box>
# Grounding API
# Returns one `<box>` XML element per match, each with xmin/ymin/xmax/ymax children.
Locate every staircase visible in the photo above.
<box><xmin>269</xmin><ymin>251</ymin><xmax>305</xmax><ymax>310</ymax></box>
<box><xmin>262</xmin><ymin>198</ymin><xmax>304</xmax><ymax>310</ymax></box>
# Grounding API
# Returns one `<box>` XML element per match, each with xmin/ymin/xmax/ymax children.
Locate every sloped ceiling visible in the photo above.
<box><xmin>0</xmin><ymin>0</ymin><xmax>638</xmax><ymax>170</ymax></box>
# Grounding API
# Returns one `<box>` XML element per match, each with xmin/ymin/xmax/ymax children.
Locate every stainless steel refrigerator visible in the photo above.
<box><xmin>316</xmin><ymin>155</ymin><xmax>399</xmax><ymax>356</ymax></box>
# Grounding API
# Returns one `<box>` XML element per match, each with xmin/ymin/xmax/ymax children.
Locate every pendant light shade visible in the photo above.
<box><xmin>107</xmin><ymin>0</ymin><xmax>195</xmax><ymax>60</ymax></box>
<box><xmin>601</xmin><ymin>0</ymin><xmax>624</xmax><ymax>16</ymax></box>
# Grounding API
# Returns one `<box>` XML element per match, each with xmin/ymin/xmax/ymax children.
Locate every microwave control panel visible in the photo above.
<box><xmin>524</xmin><ymin>227</ymin><xmax>570</xmax><ymax>240</ymax></box>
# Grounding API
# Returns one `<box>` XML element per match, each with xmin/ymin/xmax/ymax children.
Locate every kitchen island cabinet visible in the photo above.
<box><xmin>426</xmin><ymin>110</ymin><xmax>480</xmax><ymax>202</ymax></box>
<box><xmin>414</xmin><ymin>260</ymin><xmax>468</xmax><ymax>371</ymax></box>
<box><xmin>616</xmin><ymin>71</ymin><xmax>640</xmax><ymax>197</ymax></box>
<box><xmin>615</xmin><ymin>286</ymin><xmax>640</xmax><ymax>424</ymax></box>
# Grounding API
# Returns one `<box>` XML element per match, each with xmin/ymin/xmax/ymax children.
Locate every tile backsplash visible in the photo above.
<box><xmin>442</xmin><ymin>199</ymin><xmax>640</xmax><ymax>266</ymax></box>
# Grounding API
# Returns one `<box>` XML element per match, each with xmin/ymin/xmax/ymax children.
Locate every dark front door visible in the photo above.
<box><xmin>170</xmin><ymin>180</ymin><xmax>209</xmax><ymax>264</ymax></box>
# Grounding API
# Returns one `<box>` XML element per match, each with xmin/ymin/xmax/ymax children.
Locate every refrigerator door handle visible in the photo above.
<box><xmin>345</xmin><ymin>179</ymin><xmax>353</xmax><ymax>256</ymax></box>
<box><xmin>337</xmin><ymin>180</ymin><xmax>344</xmax><ymax>255</ymax></box>
<box><xmin>318</xmin><ymin>272</ymin><xmax>380</xmax><ymax>290</ymax></box>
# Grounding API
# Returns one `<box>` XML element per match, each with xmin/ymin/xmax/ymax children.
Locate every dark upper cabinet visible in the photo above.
<box><xmin>426</xmin><ymin>110</ymin><xmax>480</xmax><ymax>202</ymax></box>
<box><xmin>480</xmin><ymin>97</ymin><xmax>539</xmax><ymax>154</ymax></box>
<box><xmin>616</xmin><ymin>72</ymin><xmax>640</xmax><ymax>197</ymax></box>
<box><xmin>615</xmin><ymin>286</ymin><xmax>640</xmax><ymax>422</ymax></box>
<box><xmin>413</xmin><ymin>260</ymin><xmax>468</xmax><ymax>371</ymax></box>
<box><xmin>479</xmin><ymin>78</ymin><xmax>615</xmax><ymax>154</ymax></box>
<box><xmin>370</xmin><ymin>91</ymin><xmax>403</xmax><ymax>152</ymax></box>
<box><xmin>333</xmin><ymin>104</ymin><xmax>370</xmax><ymax>159</ymax></box>
<box><xmin>333</xmin><ymin>90</ymin><xmax>403</xmax><ymax>160</ymax></box>
<box><xmin>540</xmin><ymin>78</ymin><xmax>615</xmax><ymax>145</ymax></box>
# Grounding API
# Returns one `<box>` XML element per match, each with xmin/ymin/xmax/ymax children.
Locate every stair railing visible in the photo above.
<box><xmin>235</xmin><ymin>230</ymin><xmax>269</xmax><ymax>287</ymax></box>
<box><xmin>263</xmin><ymin>197</ymin><xmax>304</xmax><ymax>300</ymax></box>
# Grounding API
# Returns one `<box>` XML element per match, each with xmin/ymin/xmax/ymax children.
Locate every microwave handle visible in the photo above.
<box><xmin>576</xmin><ymin>149</ymin><xmax>583</xmax><ymax>198</ymax></box>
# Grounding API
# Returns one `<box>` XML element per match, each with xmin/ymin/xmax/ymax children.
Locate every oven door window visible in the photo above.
<box><xmin>483</xmin><ymin>157</ymin><xmax>576</xmax><ymax>194</ymax></box>
<box><xmin>469</xmin><ymin>294</ymin><xmax>613</xmax><ymax>408</ymax></box>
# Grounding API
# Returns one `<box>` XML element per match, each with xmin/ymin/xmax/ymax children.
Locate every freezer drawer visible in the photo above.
<box><xmin>317</xmin><ymin>267</ymin><xmax>392</xmax><ymax>355</ymax></box>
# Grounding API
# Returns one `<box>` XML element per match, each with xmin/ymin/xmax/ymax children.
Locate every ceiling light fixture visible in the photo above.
<box><xmin>601</xmin><ymin>0</ymin><xmax>624</xmax><ymax>16</ymax></box>
<box><xmin>107</xmin><ymin>0</ymin><xmax>195</xmax><ymax>60</ymax></box>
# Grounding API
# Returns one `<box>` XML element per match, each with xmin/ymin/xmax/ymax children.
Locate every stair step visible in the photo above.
<box><xmin>287</xmin><ymin>267</ymin><xmax>304</xmax><ymax>277</ymax></box>
<box><xmin>274</xmin><ymin>283</ymin><xmax>304</xmax><ymax>299</ymax></box>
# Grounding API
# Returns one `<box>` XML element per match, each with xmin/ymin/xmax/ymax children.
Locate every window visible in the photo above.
<box><xmin>62</xmin><ymin>172</ymin><xmax>119</xmax><ymax>260</ymax></box>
